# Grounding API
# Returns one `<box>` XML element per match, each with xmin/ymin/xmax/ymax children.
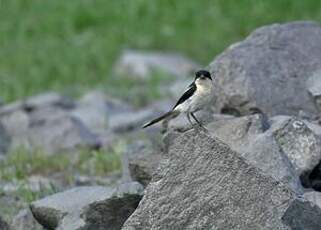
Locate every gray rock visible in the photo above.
<box><xmin>0</xmin><ymin>121</ymin><xmax>10</xmax><ymax>155</ymax></box>
<box><xmin>307</xmin><ymin>69</ymin><xmax>321</xmax><ymax>112</ymax></box>
<box><xmin>304</xmin><ymin>191</ymin><xmax>321</xmax><ymax>209</ymax></box>
<box><xmin>0</xmin><ymin>92</ymin><xmax>74</xmax><ymax>116</ymax></box>
<box><xmin>122</xmin><ymin>140</ymin><xmax>162</xmax><ymax>186</ymax></box>
<box><xmin>166</xmin><ymin>111</ymin><xmax>225</xmax><ymax>133</ymax></box>
<box><xmin>71</xmin><ymin>91</ymin><xmax>133</xmax><ymax>135</ymax></box>
<box><xmin>272</xmin><ymin>117</ymin><xmax>321</xmax><ymax>184</ymax></box>
<box><xmin>28</xmin><ymin>107</ymin><xmax>100</xmax><ymax>154</ymax></box>
<box><xmin>11</xmin><ymin>209</ymin><xmax>43</xmax><ymax>230</ymax></box>
<box><xmin>209</xmin><ymin>21</ymin><xmax>321</xmax><ymax>116</ymax></box>
<box><xmin>282</xmin><ymin>198</ymin><xmax>321</xmax><ymax>230</ymax></box>
<box><xmin>30</xmin><ymin>182</ymin><xmax>144</xmax><ymax>230</ymax></box>
<box><xmin>115</xmin><ymin>49</ymin><xmax>201</xmax><ymax>79</ymax></box>
<box><xmin>0</xmin><ymin>110</ymin><xmax>30</xmax><ymax>150</ymax></box>
<box><xmin>165</xmin><ymin>78</ymin><xmax>194</xmax><ymax>100</ymax></box>
<box><xmin>109</xmin><ymin>108</ymin><xmax>162</xmax><ymax>133</ymax></box>
<box><xmin>0</xmin><ymin>193</ymin><xmax>27</xmax><ymax>225</ymax></box>
<box><xmin>3</xmin><ymin>107</ymin><xmax>100</xmax><ymax>154</ymax></box>
<box><xmin>74</xmin><ymin>173</ymin><xmax>121</xmax><ymax>187</ymax></box>
<box><xmin>0</xmin><ymin>216</ymin><xmax>10</xmax><ymax>230</ymax></box>
<box><xmin>123</xmin><ymin>130</ymin><xmax>321</xmax><ymax>230</ymax></box>
<box><xmin>207</xmin><ymin>115</ymin><xmax>302</xmax><ymax>192</ymax></box>
<box><xmin>71</xmin><ymin>92</ymin><xmax>109</xmax><ymax>135</ymax></box>
<box><xmin>24</xmin><ymin>92</ymin><xmax>74</xmax><ymax>110</ymax></box>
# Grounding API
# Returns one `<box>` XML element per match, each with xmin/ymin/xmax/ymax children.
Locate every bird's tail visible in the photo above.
<box><xmin>142</xmin><ymin>111</ymin><xmax>176</xmax><ymax>128</ymax></box>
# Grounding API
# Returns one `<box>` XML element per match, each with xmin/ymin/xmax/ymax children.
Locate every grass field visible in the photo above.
<box><xmin>1</xmin><ymin>0</ymin><xmax>321</xmax><ymax>102</ymax></box>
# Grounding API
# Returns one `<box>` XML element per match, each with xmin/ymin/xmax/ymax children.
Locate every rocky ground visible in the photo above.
<box><xmin>2</xmin><ymin>21</ymin><xmax>321</xmax><ymax>229</ymax></box>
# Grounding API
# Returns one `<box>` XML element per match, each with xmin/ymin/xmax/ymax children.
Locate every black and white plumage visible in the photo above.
<box><xmin>142</xmin><ymin>70</ymin><xmax>214</xmax><ymax>129</ymax></box>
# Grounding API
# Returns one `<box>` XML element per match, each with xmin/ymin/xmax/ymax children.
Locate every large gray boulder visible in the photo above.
<box><xmin>209</xmin><ymin>21</ymin><xmax>321</xmax><ymax>117</ymax></box>
<box><xmin>206</xmin><ymin>114</ymin><xmax>303</xmax><ymax>192</ymax></box>
<box><xmin>123</xmin><ymin>130</ymin><xmax>321</xmax><ymax>229</ymax></box>
<box><xmin>30</xmin><ymin>182</ymin><xmax>143</xmax><ymax>230</ymax></box>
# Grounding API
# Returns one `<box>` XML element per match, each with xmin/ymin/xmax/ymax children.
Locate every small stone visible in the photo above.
<box><xmin>31</xmin><ymin>182</ymin><xmax>144</xmax><ymax>230</ymax></box>
<box><xmin>0</xmin><ymin>216</ymin><xmax>10</xmax><ymax>230</ymax></box>
<box><xmin>11</xmin><ymin>209</ymin><xmax>43</xmax><ymax>230</ymax></box>
<box><xmin>115</xmin><ymin>49</ymin><xmax>201</xmax><ymax>79</ymax></box>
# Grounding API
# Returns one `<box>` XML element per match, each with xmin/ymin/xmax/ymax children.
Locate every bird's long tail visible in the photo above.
<box><xmin>142</xmin><ymin>111</ymin><xmax>176</xmax><ymax>128</ymax></box>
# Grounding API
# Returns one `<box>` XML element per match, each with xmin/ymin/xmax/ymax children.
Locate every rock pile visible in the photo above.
<box><xmin>2</xmin><ymin>21</ymin><xmax>321</xmax><ymax>229</ymax></box>
<box><xmin>123</xmin><ymin>130</ymin><xmax>321</xmax><ymax>229</ymax></box>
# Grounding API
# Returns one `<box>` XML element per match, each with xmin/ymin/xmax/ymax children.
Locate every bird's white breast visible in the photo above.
<box><xmin>175</xmin><ymin>80</ymin><xmax>214</xmax><ymax>113</ymax></box>
<box><xmin>191</xmin><ymin>81</ymin><xmax>214</xmax><ymax>111</ymax></box>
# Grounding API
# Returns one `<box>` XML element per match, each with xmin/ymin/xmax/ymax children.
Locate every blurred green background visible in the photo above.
<box><xmin>1</xmin><ymin>0</ymin><xmax>321</xmax><ymax>103</ymax></box>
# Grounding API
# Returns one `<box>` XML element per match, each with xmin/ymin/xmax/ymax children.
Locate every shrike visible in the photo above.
<box><xmin>143</xmin><ymin>70</ymin><xmax>214</xmax><ymax>130</ymax></box>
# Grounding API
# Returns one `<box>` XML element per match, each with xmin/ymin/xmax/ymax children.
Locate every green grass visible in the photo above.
<box><xmin>0</xmin><ymin>146</ymin><xmax>122</xmax><ymax>204</ymax></box>
<box><xmin>1</xmin><ymin>0</ymin><xmax>321</xmax><ymax>103</ymax></box>
<box><xmin>0</xmin><ymin>147</ymin><xmax>122</xmax><ymax>182</ymax></box>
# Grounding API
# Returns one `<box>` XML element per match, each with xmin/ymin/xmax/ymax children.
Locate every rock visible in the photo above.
<box><xmin>123</xmin><ymin>130</ymin><xmax>321</xmax><ymax>229</ymax></box>
<box><xmin>272</xmin><ymin>117</ymin><xmax>321</xmax><ymax>185</ymax></box>
<box><xmin>122</xmin><ymin>140</ymin><xmax>162</xmax><ymax>186</ymax></box>
<box><xmin>307</xmin><ymin>69</ymin><xmax>321</xmax><ymax>112</ymax></box>
<box><xmin>29</xmin><ymin>107</ymin><xmax>101</xmax><ymax>154</ymax></box>
<box><xmin>0</xmin><ymin>193</ymin><xmax>27</xmax><ymax>225</ymax></box>
<box><xmin>167</xmin><ymin>112</ymin><xmax>233</xmax><ymax>134</ymax></box>
<box><xmin>30</xmin><ymin>182</ymin><xmax>144</xmax><ymax>230</ymax></box>
<box><xmin>74</xmin><ymin>172</ymin><xmax>121</xmax><ymax>187</ymax></box>
<box><xmin>165</xmin><ymin>78</ymin><xmax>194</xmax><ymax>100</ymax></box>
<box><xmin>4</xmin><ymin>107</ymin><xmax>100</xmax><ymax>154</ymax></box>
<box><xmin>209</xmin><ymin>21</ymin><xmax>321</xmax><ymax>116</ymax></box>
<box><xmin>0</xmin><ymin>110</ymin><xmax>30</xmax><ymax>150</ymax></box>
<box><xmin>71</xmin><ymin>91</ymin><xmax>133</xmax><ymax>135</ymax></box>
<box><xmin>207</xmin><ymin>114</ymin><xmax>302</xmax><ymax>192</ymax></box>
<box><xmin>109</xmin><ymin>108</ymin><xmax>162</xmax><ymax>133</ymax></box>
<box><xmin>303</xmin><ymin>191</ymin><xmax>321</xmax><ymax>209</ymax></box>
<box><xmin>0</xmin><ymin>92</ymin><xmax>74</xmax><ymax>116</ymax></box>
<box><xmin>23</xmin><ymin>92</ymin><xmax>74</xmax><ymax>111</ymax></box>
<box><xmin>282</xmin><ymin>198</ymin><xmax>321</xmax><ymax>230</ymax></box>
<box><xmin>0</xmin><ymin>121</ymin><xmax>10</xmax><ymax>155</ymax></box>
<box><xmin>11</xmin><ymin>209</ymin><xmax>43</xmax><ymax>230</ymax></box>
<box><xmin>0</xmin><ymin>216</ymin><xmax>10</xmax><ymax>230</ymax></box>
<box><xmin>115</xmin><ymin>49</ymin><xmax>201</xmax><ymax>79</ymax></box>
<box><xmin>71</xmin><ymin>93</ymin><xmax>109</xmax><ymax>135</ymax></box>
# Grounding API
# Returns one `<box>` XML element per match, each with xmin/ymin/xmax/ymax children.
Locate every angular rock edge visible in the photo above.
<box><xmin>123</xmin><ymin>130</ymin><xmax>321</xmax><ymax>229</ymax></box>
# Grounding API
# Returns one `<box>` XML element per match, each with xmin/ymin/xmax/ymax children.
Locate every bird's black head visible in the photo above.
<box><xmin>195</xmin><ymin>70</ymin><xmax>212</xmax><ymax>81</ymax></box>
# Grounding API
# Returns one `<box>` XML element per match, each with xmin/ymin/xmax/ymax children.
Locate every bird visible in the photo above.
<box><xmin>142</xmin><ymin>70</ymin><xmax>214</xmax><ymax>130</ymax></box>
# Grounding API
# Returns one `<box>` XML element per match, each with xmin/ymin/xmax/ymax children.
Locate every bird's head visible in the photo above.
<box><xmin>195</xmin><ymin>70</ymin><xmax>212</xmax><ymax>81</ymax></box>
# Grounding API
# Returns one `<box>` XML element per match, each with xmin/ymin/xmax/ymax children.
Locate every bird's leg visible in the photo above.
<box><xmin>191</xmin><ymin>112</ymin><xmax>208</xmax><ymax>132</ymax></box>
<box><xmin>186</xmin><ymin>112</ymin><xmax>195</xmax><ymax>127</ymax></box>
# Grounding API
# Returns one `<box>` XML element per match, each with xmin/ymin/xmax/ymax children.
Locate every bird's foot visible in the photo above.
<box><xmin>192</xmin><ymin>124</ymin><xmax>208</xmax><ymax>133</ymax></box>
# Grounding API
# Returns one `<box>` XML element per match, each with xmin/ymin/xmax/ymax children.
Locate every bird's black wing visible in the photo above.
<box><xmin>173</xmin><ymin>82</ymin><xmax>196</xmax><ymax>109</ymax></box>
